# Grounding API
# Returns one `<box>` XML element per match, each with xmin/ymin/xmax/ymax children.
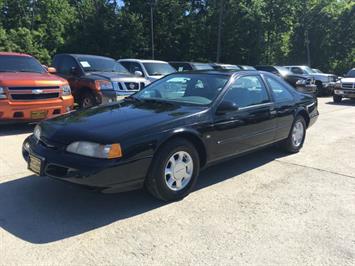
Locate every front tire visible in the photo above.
<box><xmin>281</xmin><ymin>116</ymin><xmax>306</xmax><ymax>153</ymax></box>
<box><xmin>79</xmin><ymin>92</ymin><xmax>96</xmax><ymax>109</ymax></box>
<box><xmin>145</xmin><ymin>138</ymin><xmax>200</xmax><ymax>201</ymax></box>
<box><xmin>333</xmin><ymin>95</ymin><xmax>342</xmax><ymax>103</ymax></box>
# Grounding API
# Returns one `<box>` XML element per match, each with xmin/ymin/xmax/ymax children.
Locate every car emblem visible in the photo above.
<box><xmin>129</xmin><ymin>83</ymin><xmax>136</xmax><ymax>90</ymax></box>
<box><xmin>32</xmin><ymin>89</ymin><xmax>43</xmax><ymax>94</ymax></box>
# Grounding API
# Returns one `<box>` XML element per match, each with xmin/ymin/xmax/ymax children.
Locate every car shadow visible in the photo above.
<box><xmin>326</xmin><ymin>99</ymin><xmax>355</xmax><ymax>106</ymax></box>
<box><xmin>0</xmin><ymin>147</ymin><xmax>285</xmax><ymax>244</ymax></box>
<box><xmin>0</xmin><ymin>124</ymin><xmax>35</xmax><ymax>137</ymax></box>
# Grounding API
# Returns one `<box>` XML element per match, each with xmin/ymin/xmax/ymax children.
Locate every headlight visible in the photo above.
<box><xmin>96</xmin><ymin>80</ymin><xmax>114</xmax><ymax>90</ymax></box>
<box><xmin>66</xmin><ymin>141</ymin><xmax>122</xmax><ymax>159</ymax></box>
<box><xmin>0</xmin><ymin>86</ymin><xmax>7</xmax><ymax>99</ymax></box>
<box><xmin>296</xmin><ymin>79</ymin><xmax>307</xmax><ymax>85</ymax></box>
<box><xmin>34</xmin><ymin>125</ymin><xmax>41</xmax><ymax>140</ymax></box>
<box><xmin>335</xmin><ymin>81</ymin><xmax>342</xmax><ymax>88</ymax></box>
<box><xmin>61</xmin><ymin>84</ymin><xmax>71</xmax><ymax>96</ymax></box>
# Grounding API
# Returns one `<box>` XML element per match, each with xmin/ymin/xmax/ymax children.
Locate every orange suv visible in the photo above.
<box><xmin>0</xmin><ymin>52</ymin><xmax>74</xmax><ymax>123</ymax></box>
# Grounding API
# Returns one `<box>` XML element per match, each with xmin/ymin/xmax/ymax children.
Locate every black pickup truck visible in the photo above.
<box><xmin>52</xmin><ymin>54</ymin><xmax>149</xmax><ymax>108</ymax></box>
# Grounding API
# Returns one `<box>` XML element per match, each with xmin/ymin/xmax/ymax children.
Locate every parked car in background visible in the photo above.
<box><xmin>238</xmin><ymin>65</ymin><xmax>256</xmax><ymax>70</ymax></box>
<box><xmin>333</xmin><ymin>68</ymin><xmax>355</xmax><ymax>103</ymax></box>
<box><xmin>118</xmin><ymin>59</ymin><xmax>176</xmax><ymax>82</ymax></box>
<box><xmin>0</xmin><ymin>52</ymin><xmax>73</xmax><ymax>123</ymax></box>
<box><xmin>284</xmin><ymin>65</ymin><xmax>337</xmax><ymax>95</ymax></box>
<box><xmin>23</xmin><ymin>70</ymin><xmax>318</xmax><ymax>201</ymax></box>
<box><xmin>52</xmin><ymin>54</ymin><xmax>148</xmax><ymax>108</ymax></box>
<box><xmin>169</xmin><ymin>61</ymin><xmax>214</xmax><ymax>72</ymax></box>
<box><xmin>210</xmin><ymin>63</ymin><xmax>241</xmax><ymax>70</ymax></box>
<box><xmin>255</xmin><ymin>65</ymin><xmax>317</xmax><ymax>95</ymax></box>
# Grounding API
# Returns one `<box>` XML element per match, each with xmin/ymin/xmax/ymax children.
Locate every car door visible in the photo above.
<box><xmin>211</xmin><ymin>75</ymin><xmax>277</xmax><ymax>160</ymax></box>
<box><xmin>54</xmin><ymin>55</ymin><xmax>81</xmax><ymax>95</ymax></box>
<box><xmin>262</xmin><ymin>74</ymin><xmax>296</xmax><ymax>141</ymax></box>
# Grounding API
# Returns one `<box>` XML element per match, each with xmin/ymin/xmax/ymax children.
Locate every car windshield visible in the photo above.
<box><xmin>143</xmin><ymin>62</ymin><xmax>176</xmax><ymax>76</ymax></box>
<box><xmin>221</xmin><ymin>65</ymin><xmax>240</xmax><ymax>70</ymax></box>
<box><xmin>0</xmin><ymin>55</ymin><xmax>45</xmax><ymax>73</ymax></box>
<box><xmin>346</xmin><ymin>69</ymin><xmax>355</xmax><ymax>77</ymax></box>
<box><xmin>241</xmin><ymin>66</ymin><xmax>256</xmax><ymax>70</ymax></box>
<box><xmin>301</xmin><ymin>66</ymin><xmax>315</xmax><ymax>74</ymax></box>
<box><xmin>78</xmin><ymin>57</ymin><xmax>129</xmax><ymax>74</ymax></box>
<box><xmin>194</xmin><ymin>63</ymin><xmax>214</xmax><ymax>70</ymax></box>
<box><xmin>134</xmin><ymin>73</ymin><xmax>230</xmax><ymax>106</ymax></box>
<box><xmin>275</xmin><ymin>66</ymin><xmax>293</xmax><ymax>76</ymax></box>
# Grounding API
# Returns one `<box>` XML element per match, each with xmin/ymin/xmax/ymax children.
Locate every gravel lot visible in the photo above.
<box><xmin>0</xmin><ymin>97</ymin><xmax>354</xmax><ymax>266</ymax></box>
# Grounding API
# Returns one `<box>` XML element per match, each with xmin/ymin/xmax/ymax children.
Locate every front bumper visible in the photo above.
<box><xmin>334</xmin><ymin>89</ymin><xmax>355</xmax><ymax>98</ymax></box>
<box><xmin>0</xmin><ymin>96</ymin><xmax>73</xmax><ymax>122</ymax></box>
<box><xmin>296</xmin><ymin>84</ymin><xmax>317</xmax><ymax>95</ymax></box>
<box><xmin>22</xmin><ymin>135</ymin><xmax>152</xmax><ymax>193</ymax></box>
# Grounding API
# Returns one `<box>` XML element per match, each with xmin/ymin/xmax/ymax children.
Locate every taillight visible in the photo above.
<box><xmin>0</xmin><ymin>87</ymin><xmax>7</xmax><ymax>99</ymax></box>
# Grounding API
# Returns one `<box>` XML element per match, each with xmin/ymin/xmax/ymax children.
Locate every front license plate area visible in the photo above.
<box><xmin>28</xmin><ymin>154</ymin><xmax>44</xmax><ymax>175</ymax></box>
<box><xmin>31</xmin><ymin>110</ymin><xmax>47</xmax><ymax>119</ymax></box>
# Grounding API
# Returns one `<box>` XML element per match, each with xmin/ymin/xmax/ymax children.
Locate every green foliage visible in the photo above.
<box><xmin>0</xmin><ymin>0</ymin><xmax>353</xmax><ymax>73</ymax></box>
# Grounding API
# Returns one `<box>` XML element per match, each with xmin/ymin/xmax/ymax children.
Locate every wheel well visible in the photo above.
<box><xmin>76</xmin><ymin>87</ymin><xmax>97</xmax><ymax>102</ymax></box>
<box><xmin>157</xmin><ymin>133</ymin><xmax>207</xmax><ymax>167</ymax></box>
<box><xmin>297</xmin><ymin>110</ymin><xmax>310</xmax><ymax>127</ymax></box>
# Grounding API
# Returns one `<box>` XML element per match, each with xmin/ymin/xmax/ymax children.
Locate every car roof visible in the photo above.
<box><xmin>0</xmin><ymin>52</ymin><xmax>32</xmax><ymax>57</ymax></box>
<box><xmin>119</xmin><ymin>58</ymin><xmax>169</xmax><ymax>63</ymax></box>
<box><xmin>56</xmin><ymin>53</ymin><xmax>115</xmax><ymax>60</ymax></box>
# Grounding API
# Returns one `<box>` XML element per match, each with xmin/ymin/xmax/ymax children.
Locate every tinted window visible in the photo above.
<box><xmin>56</xmin><ymin>56</ymin><xmax>77</xmax><ymax>75</ymax></box>
<box><xmin>130</xmin><ymin>62</ymin><xmax>144</xmax><ymax>73</ymax></box>
<box><xmin>135</xmin><ymin>74</ymin><xmax>229</xmax><ymax>106</ymax></box>
<box><xmin>142</xmin><ymin>62</ymin><xmax>176</xmax><ymax>76</ymax></box>
<box><xmin>0</xmin><ymin>55</ymin><xmax>45</xmax><ymax>73</ymax></box>
<box><xmin>77</xmin><ymin>56</ymin><xmax>129</xmax><ymax>74</ymax></box>
<box><xmin>291</xmin><ymin>67</ymin><xmax>304</xmax><ymax>75</ymax></box>
<box><xmin>265</xmin><ymin>76</ymin><xmax>294</xmax><ymax>102</ymax></box>
<box><xmin>120</xmin><ymin>61</ymin><xmax>131</xmax><ymax>71</ymax></box>
<box><xmin>169</xmin><ymin>63</ymin><xmax>193</xmax><ymax>72</ymax></box>
<box><xmin>223</xmin><ymin>76</ymin><xmax>270</xmax><ymax>108</ymax></box>
<box><xmin>256</xmin><ymin>66</ymin><xmax>276</xmax><ymax>73</ymax></box>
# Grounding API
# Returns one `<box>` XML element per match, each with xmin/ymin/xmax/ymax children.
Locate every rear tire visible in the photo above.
<box><xmin>333</xmin><ymin>95</ymin><xmax>342</xmax><ymax>103</ymax></box>
<box><xmin>145</xmin><ymin>138</ymin><xmax>200</xmax><ymax>201</ymax></box>
<box><xmin>281</xmin><ymin>116</ymin><xmax>306</xmax><ymax>153</ymax></box>
<box><xmin>79</xmin><ymin>92</ymin><xmax>96</xmax><ymax>109</ymax></box>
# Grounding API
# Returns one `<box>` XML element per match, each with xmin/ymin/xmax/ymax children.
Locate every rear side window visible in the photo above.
<box><xmin>265</xmin><ymin>76</ymin><xmax>294</xmax><ymax>102</ymax></box>
<box><xmin>291</xmin><ymin>67</ymin><xmax>304</xmax><ymax>75</ymax></box>
<box><xmin>223</xmin><ymin>76</ymin><xmax>270</xmax><ymax>108</ymax></box>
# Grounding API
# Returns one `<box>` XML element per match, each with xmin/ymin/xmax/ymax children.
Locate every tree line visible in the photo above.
<box><xmin>0</xmin><ymin>0</ymin><xmax>353</xmax><ymax>74</ymax></box>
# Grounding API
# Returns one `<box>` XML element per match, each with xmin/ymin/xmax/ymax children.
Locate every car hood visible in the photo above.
<box><xmin>40</xmin><ymin>100</ymin><xmax>206</xmax><ymax>144</ymax></box>
<box><xmin>341</xmin><ymin>77</ymin><xmax>355</xmax><ymax>83</ymax></box>
<box><xmin>0</xmin><ymin>72</ymin><xmax>67</xmax><ymax>87</ymax></box>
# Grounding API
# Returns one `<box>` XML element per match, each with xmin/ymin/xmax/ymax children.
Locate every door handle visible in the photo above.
<box><xmin>270</xmin><ymin>110</ymin><xmax>277</xmax><ymax>115</ymax></box>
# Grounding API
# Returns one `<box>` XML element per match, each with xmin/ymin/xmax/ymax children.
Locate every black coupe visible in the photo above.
<box><xmin>23</xmin><ymin>70</ymin><xmax>318</xmax><ymax>201</ymax></box>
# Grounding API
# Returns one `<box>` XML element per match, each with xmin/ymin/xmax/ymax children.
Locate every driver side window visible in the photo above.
<box><xmin>223</xmin><ymin>76</ymin><xmax>270</xmax><ymax>108</ymax></box>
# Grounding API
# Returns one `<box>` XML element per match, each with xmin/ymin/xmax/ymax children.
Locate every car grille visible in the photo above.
<box><xmin>124</xmin><ymin>82</ymin><xmax>139</xmax><ymax>91</ymax></box>
<box><xmin>115</xmin><ymin>82</ymin><xmax>144</xmax><ymax>91</ymax></box>
<box><xmin>342</xmin><ymin>83</ymin><xmax>355</xmax><ymax>89</ymax></box>
<box><xmin>8</xmin><ymin>86</ymin><xmax>61</xmax><ymax>101</ymax></box>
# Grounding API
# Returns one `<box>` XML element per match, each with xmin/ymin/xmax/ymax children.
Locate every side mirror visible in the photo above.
<box><xmin>70</xmin><ymin>67</ymin><xmax>79</xmax><ymax>75</ymax></box>
<box><xmin>134</xmin><ymin>70</ymin><xmax>143</xmax><ymax>77</ymax></box>
<box><xmin>47</xmin><ymin>67</ymin><xmax>56</xmax><ymax>74</ymax></box>
<box><xmin>216</xmin><ymin>100</ymin><xmax>239</xmax><ymax>115</ymax></box>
